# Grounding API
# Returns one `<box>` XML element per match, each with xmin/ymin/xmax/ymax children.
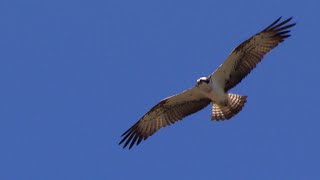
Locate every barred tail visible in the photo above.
<box><xmin>212</xmin><ymin>93</ymin><xmax>247</xmax><ymax>121</ymax></box>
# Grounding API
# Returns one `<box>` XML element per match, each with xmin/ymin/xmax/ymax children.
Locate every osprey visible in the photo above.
<box><xmin>119</xmin><ymin>17</ymin><xmax>295</xmax><ymax>149</ymax></box>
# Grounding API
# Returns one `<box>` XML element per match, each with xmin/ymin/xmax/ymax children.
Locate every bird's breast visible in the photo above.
<box><xmin>207</xmin><ymin>79</ymin><xmax>227</xmax><ymax>104</ymax></box>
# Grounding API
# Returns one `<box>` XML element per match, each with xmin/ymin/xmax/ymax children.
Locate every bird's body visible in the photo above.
<box><xmin>119</xmin><ymin>17</ymin><xmax>296</xmax><ymax>149</ymax></box>
<box><xmin>197</xmin><ymin>76</ymin><xmax>227</xmax><ymax>105</ymax></box>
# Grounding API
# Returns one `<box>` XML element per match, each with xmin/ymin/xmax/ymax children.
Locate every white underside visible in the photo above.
<box><xmin>196</xmin><ymin>77</ymin><xmax>227</xmax><ymax>104</ymax></box>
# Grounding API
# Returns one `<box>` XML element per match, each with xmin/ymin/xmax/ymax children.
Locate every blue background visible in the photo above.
<box><xmin>0</xmin><ymin>0</ymin><xmax>319</xmax><ymax>179</ymax></box>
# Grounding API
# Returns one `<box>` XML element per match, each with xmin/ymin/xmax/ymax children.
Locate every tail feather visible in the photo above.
<box><xmin>212</xmin><ymin>93</ymin><xmax>247</xmax><ymax>121</ymax></box>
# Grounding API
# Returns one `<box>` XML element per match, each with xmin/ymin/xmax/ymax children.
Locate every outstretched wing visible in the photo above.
<box><xmin>119</xmin><ymin>88</ymin><xmax>211</xmax><ymax>149</ymax></box>
<box><xmin>211</xmin><ymin>17</ymin><xmax>296</xmax><ymax>91</ymax></box>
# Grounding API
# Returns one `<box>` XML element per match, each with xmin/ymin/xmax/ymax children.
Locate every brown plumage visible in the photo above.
<box><xmin>119</xmin><ymin>88</ymin><xmax>211</xmax><ymax>149</ymax></box>
<box><xmin>217</xmin><ymin>17</ymin><xmax>296</xmax><ymax>92</ymax></box>
<box><xmin>209</xmin><ymin>17</ymin><xmax>295</xmax><ymax>121</ymax></box>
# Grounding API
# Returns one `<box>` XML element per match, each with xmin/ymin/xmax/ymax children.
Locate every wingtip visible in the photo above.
<box><xmin>119</xmin><ymin>138</ymin><xmax>125</xmax><ymax>145</ymax></box>
<box><xmin>275</xmin><ymin>16</ymin><xmax>282</xmax><ymax>23</ymax></box>
<box><xmin>263</xmin><ymin>16</ymin><xmax>296</xmax><ymax>32</ymax></box>
<box><xmin>263</xmin><ymin>17</ymin><xmax>281</xmax><ymax>31</ymax></box>
<box><xmin>281</xmin><ymin>34</ymin><xmax>291</xmax><ymax>39</ymax></box>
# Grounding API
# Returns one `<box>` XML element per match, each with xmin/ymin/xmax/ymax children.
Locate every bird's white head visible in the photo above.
<box><xmin>196</xmin><ymin>77</ymin><xmax>210</xmax><ymax>86</ymax></box>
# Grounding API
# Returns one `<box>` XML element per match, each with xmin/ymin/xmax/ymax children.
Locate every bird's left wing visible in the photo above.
<box><xmin>211</xmin><ymin>17</ymin><xmax>295</xmax><ymax>92</ymax></box>
<box><xmin>119</xmin><ymin>87</ymin><xmax>211</xmax><ymax>149</ymax></box>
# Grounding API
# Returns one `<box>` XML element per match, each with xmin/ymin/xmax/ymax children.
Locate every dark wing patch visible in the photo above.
<box><xmin>224</xmin><ymin>17</ymin><xmax>295</xmax><ymax>91</ymax></box>
<box><xmin>119</xmin><ymin>90</ymin><xmax>211</xmax><ymax>149</ymax></box>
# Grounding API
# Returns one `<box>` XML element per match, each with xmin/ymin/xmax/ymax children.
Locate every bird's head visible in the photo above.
<box><xmin>196</xmin><ymin>77</ymin><xmax>210</xmax><ymax>86</ymax></box>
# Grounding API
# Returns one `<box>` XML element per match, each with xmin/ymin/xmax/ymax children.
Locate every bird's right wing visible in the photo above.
<box><xmin>211</xmin><ymin>17</ymin><xmax>295</xmax><ymax>92</ymax></box>
<box><xmin>119</xmin><ymin>87</ymin><xmax>211</xmax><ymax>149</ymax></box>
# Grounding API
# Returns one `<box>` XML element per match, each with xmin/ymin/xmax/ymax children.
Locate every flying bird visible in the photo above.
<box><xmin>119</xmin><ymin>17</ymin><xmax>295</xmax><ymax>149</ymax></box>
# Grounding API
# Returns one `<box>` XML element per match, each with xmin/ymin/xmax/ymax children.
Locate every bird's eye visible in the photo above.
<box><xmin>201</xmin><ymin>79</ymin><xmax>210</xmax><ymax>83</ymax></box>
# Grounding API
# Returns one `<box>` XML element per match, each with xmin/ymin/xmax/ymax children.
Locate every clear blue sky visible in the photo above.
<box><xmin>0</xmin><ymin>0</ymin><xmax>319</xmax><ymax>179</ymax></box>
